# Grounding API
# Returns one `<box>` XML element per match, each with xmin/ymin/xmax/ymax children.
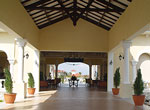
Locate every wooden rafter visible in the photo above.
<box><xmin>75</xmin><ymin>0</ymin><xmax>94</xmax><ymax>24</ymax></box>
<box><xmin>26</xmin><ymin>7</ymin><xmax>124</xmax><ymax>12</ymax></box>
<box><xmin>20</xmin><ymin>0</ymin><xmax>132</xmax><ymax>30</ymax></box>
<box><xmin>57</xmin><ymin>0</ymin><xmax>74</xmax><ymax>24</ymax></box>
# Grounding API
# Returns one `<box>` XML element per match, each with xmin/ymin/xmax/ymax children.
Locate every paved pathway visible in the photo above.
<box><xmin>1</xmin><ymin>87</ymin><xmax>150</xmax><ymax>110</ymax></box>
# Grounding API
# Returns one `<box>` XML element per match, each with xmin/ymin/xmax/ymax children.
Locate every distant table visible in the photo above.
<box><xmin>68</xmin><ymin>79</ymin><xmax>79</xmax><ymax>87</ymax></box>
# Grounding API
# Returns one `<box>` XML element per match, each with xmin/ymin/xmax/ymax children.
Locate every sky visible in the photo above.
<box><xmin>58</xmin><ymin>62</ymin><xmax>89</xmax><ymax>75</ymax></box>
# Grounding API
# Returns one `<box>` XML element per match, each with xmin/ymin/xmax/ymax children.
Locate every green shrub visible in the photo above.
<box><xmin>28</xmin><ymin>73</ymin><xmax>35</xmax><ymax>88</ymax></box>
<box><xmin>4</xmin><ymin>68</ymin><xmax>13</xmax><ymax>94</ymax></box>
<box><xmin>133</xmin><ymin>69</ymin><xmax>144</xmax><ymax>95</ymax></box>
<box><xmin>113</xmin><ymin>67</ymin><xmax>120</xmax><ymax>88</ymax></box>
<box><xmin>0</xmin><ymin>100</ymin><xmax>3</xmax><ymax>102</ymax></box>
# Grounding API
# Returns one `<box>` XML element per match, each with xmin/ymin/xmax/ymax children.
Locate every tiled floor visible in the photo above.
<box><xmin>1</xmin><ymin>87</ymin><xmax>150</xmax><ymax>110</ymax></box>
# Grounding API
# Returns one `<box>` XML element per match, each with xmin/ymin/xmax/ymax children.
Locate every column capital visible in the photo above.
<box><xmin>122</xmin><ymin>40</ymin><xmax>132</xmax><ymax>48</ymax></box>
<box><xmin>131</xmin><ymin>60</ymin><xmax>138</xmax><ymax>66</ymax></box>
<box><xmin>15</xmin><ymin>38</ymin><xmax>27</xmax><ymax>47</ymax></box>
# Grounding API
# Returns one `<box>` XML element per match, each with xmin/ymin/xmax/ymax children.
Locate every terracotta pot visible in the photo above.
<box><xmin>28</xmin><ymin>88</ymin><xmax>36</xmax><ymax>95</ymax></box>
<box><xmin>132</xmin><ymin>95</ymin><xmax>145</xmax><ymax>106</ymax></box>
<box><xmin>4</xmin><ymin>93</ymin><xmax>16</xmax><ymax>104</ymax></box>
<box><xmin>112</xmin><ymin>88</ymin><xmax>119</xmax><ymax>95</ymax></box>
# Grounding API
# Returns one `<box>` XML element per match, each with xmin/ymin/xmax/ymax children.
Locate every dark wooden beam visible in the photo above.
<box><xmin>26</xmin><ymin>6</ymin><xmax>124</xmax><ymax>12</ymax></box>
<box><xmin>29</xmin><ymin>0</ymin><xmax>68</xmax><ymax>16</ymax></box>
<box><xmin>86</xmin><ymin>13</ymin><xmax>112</xmax><ymax>27</ymax></box>
<box><xmin>38</xmin><ymin>15</ymin><xmax>69</xmax><ymax>29</ymax></box>
<box><xmin>57</xmin><ymin>0</ymin><xmax>74</xmax><ymax>24</ymax></box>
<box><xmin>24</xmin><ymin>0</ymin><xmax>52</xmax><ymax>9</ymax></box>
<box><xmin>39</xmin><ymin>0</ymin><xmax>51</xmax><ymax>24</ymax></box>
<box><xmin>75</xmin><ymin>0</ymin><xmax>94</xmax><ymax>23</ymax></box>
<box><xmin>80</xmin><ymin>14</ymin><xmax>110</xmax><ymax>30</ymax></box>
<box><xmin>73</xmin><ymin>0</ymin><xmax>77</xmax><ymax>26</ymax></box>
<box><xmin>80</xmin><ymin>0</ymin><xmax>118</xmax><ymax>20</ymax></box>
<box><xmin>113</xmin><ymin>0</ymin><xmax>128</xmax><ymax>7</ymax></box>
<box><xmin>21</xmin><ymin>0</ymin><xmax>30</xmax><ymax>4</ymax></box>
<box><xmin>31</xmin><ymin>1</ymin><xmax>72</xmax><ymax>20</ymax></box>
<box><xmin>34</xmin><ymin>10</ymin><xmax>62</xmax><ymax>22</ymax></box>
<box><xmin>78</xmin><ymin>1</ymin><xmax>117</xmax><ymax>23</ymax></box>
<box><xmin>96</xmin><ymin>0</ymin><xmax>125</xmax><ymax>12</ymax></box>
<box><xmin>94</xmin><ymin>0</ymin><xmax>119</xmax><ymax>18</ymax></box>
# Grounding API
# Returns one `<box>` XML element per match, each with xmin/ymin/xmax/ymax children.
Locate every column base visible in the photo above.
<box><xmin>119</xmin><ymin>83</ymin><xmax>133</xmax><ymax>98</ymax></box>
<box><xmin>14</xmin><ymin>82</ymin><xmax>27</xmax><ymax>100</ymax></box>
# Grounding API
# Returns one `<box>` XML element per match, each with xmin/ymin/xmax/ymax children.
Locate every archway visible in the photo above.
<box><xmin>0</xmin><ymin>51</ymin><xmax>9</xmax><ymax>91</ymax></box>
<box><xmin>137</xmin><ymin>53</ymin><xmax>150</xmax><ymax>83</ymax></box>
<box><xmin>58</xmin><ymin>62</ymin><xmax>89</xmax><ymax>87</ymax></box>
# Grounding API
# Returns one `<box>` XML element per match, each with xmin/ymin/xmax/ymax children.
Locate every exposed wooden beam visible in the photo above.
<box><xmin>73</xmin><ymin>0</ymin><xmax>77</xmax><ymax>26</ymax></box>
<box><xmin>31</xmin><ymin>2</ymin><xmax>72</xmax><ymax>20</ymax></box>
<box><xmin>80</xmin><ymin>15</ymin><xmax>110</xmax><ymax>30</ymax></box>
<box><xmin>24</xmin><ymin>0</ymin><xmax>51</xmax><ymax>9</ymax></box>
<box><xmin>26</xmin><ymin>6</ymin><xmax>124</xmax><ymax>12</ymax></box>
<box><xmin>29</xmin><ymin>0</ymin><xmax>68</xmax><ymax>16</ymax></box>
<box><xmin>113</xmin><ymin>0</ymin><xmax>128</xmax><ymax>7</ymax></box>
<box><xmin>80</xmin><ymin>0</ymin><xmax>118</xmax><ymax>20</ymax></box>
<box><xmin>75</xmin><ymin>0</ymin><xmax>94</xmax><ymax>23</ymax></box>
<box><xmin>94</xmin><ymin>0</ymin><xmax>119</xmax><ymax>18</ymax></box>
<box><xmin>38</xmin><ymin>15</ymin><xmax>69</xmax><ymax>29</ymax></box>
<box><xmin>57</xmin><ymin>0</ymin><xmax>74</xmax><ymax>24</ymax></box>
<box><xmin>86</xmin><ymin>13</ymin><xmax>112</xmax><ymax>27</ymax></box>
<box><xmin>96</xmin><ymin>0</ymin><xmax>125</xmax><ymax>12</ymax></box>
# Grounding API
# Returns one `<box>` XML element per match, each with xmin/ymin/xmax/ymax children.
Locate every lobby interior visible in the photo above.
<box><xmin>1</xmin><ymin>0</ymin><xmax>150</xmax><ymax>110</ymax></box>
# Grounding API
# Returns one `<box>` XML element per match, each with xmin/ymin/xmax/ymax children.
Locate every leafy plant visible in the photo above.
<box><xmin>133</xmin><ymin>69</ymin><xmax>144</xmax><ymax>95</ymax></box>
<box><xmin>4</xmin><ymin>68</ymin><xmax>13</xmax><ymax>94</ymax></box>
<box><xmin>28</xmin><ymin>73</ymin><xmax>35</xmax><ymax>88</ymax></box>
<box><xmin>113</xmin><ymin>67</ymin><xmax>120</xmax><ymax>88</ymax></box>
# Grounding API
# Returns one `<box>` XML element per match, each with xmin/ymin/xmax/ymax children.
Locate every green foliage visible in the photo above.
<box><xmin>133</xmin><ymin>69</ymin><xmax>144</xmax><ymax>95</ymax></box>
<box><xmin>0</xmin><ymin>100</ymin><xmax>3</xmax><ymax>102</ymax></box>
<box><xmin>4</xmin><ymin>68</ymin><xmax>13</xmax><ymax>94</ymax></box>
<box><xmin>28</xmin><ymin>73</ymin><xmax>35</xmax><ymax>88</ymax></box>
<box><xmin>113</xmin><ymin>67</ymin><xmax>120</xmax><ymax>88</ymax></box>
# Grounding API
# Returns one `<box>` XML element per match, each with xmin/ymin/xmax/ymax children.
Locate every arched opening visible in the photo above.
<box><xmin>137</xmin><ymin>53</ymin><xmax>150</xmax><ymax>91</ymax></box>
<box><xmin>0</xmin><ymin>51</ymin><xmax>9</xmax><ymax>90</ymax></box>
<box><xmin>58</xmin><ymin>62</ymin><xmax>89</xmax><ymax>87</ymax></box>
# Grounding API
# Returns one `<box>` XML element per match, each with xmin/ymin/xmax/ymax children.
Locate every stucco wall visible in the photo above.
<box><xmin>109</xmin><ymin>0</ymin><xmax>150</xmax><ymax>51</ymax></box>
<box><xmin>39</xmin><ymin>19</ymin><xmax>108</xmax><ymax>52</ymax></box>
<box><xmin>0</xmin><ymin>0</ymin><xmax>39</xmax><ymax>48</ymax></box>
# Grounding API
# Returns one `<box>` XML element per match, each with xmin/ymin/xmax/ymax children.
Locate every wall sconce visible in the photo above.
<box><xmin>109</xmin><ymin>60</ymin><xmax>113</xmax><ymax>65</ymax></box>
<box><xmin>119</xmin><ymin>54</ymin><xmax>124</xmax><ymax>60</ymax></box>
<box><xmin>24</xmin><ymin>52</ymin><xmax>29</xmax><ymax>59</ymax></box>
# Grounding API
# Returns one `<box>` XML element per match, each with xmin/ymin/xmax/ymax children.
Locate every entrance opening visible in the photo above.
<box><xmin>58</xmin><ymin>62</ymin><xmax>89</xmax><ymax>87</ymax></box>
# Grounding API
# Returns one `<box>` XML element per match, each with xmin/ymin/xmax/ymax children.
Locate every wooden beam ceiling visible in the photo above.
<box><xmin>20</xmin><ymin>0</ymin><xmax>132</xmax><ymax>30</ymax></box>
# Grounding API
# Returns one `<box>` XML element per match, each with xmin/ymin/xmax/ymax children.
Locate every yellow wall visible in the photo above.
<box><xmin>39</xmin><ymin>19</ymin><xmax>108</xmax><ymax>52</ymax></box>
<box><xmin>0</xmin><ymin>0</ymin><xmax>39</xmax><ymax>48</ymax></box>
<box><xmin>109</xmin><ymin>0</ymin><xmax>150</xmax><ymax>50</ymax></box>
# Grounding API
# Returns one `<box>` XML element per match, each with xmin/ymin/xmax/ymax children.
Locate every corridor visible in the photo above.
<box><xmin>1</xmin><ymin>87</ymin><xmax>149</xmax><ymax>110</ymax></box>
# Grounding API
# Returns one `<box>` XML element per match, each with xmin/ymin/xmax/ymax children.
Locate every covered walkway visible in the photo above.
<box><xmin>1</xmin><ymin>87</ymin><xmax>149</xmax><ymax>110</ymax></box>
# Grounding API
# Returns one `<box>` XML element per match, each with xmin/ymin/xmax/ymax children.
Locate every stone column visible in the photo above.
<box><xmin>15</xmin><ymin>38</ymin><xmax>27</xmax><ymax>99</ymax></box>
<box><xmin>33</xmin><ymin>50</ymin><xmax>40</xmax><ymax>93</ymax></box>
<box><xmin>120</xmin><ymin>40</ymin><xmax>132</xmax><ymax>98</ymax></box>
<box><xmin>15</xmin><ymin>38</ymin><xmax>27</xmax><ymax>83</ymax></box>
<box><xmin>107</xmin><ymin>52</ymin><xmax>114</xmax><ymax>92</ymax></box>
<box><xmin>8</xmin><ymin>59</ymin><xmax>15</xmax><ymax>79</ymax></box>
<box><xmin>122</xmin><ymin>40</ymin><xmax>132</xmax><ymax>84</ymax></box>
<box><xmin>131</xmin><ymin>60</ymin><xmax>137</xmax><ymax>83</ymax></box>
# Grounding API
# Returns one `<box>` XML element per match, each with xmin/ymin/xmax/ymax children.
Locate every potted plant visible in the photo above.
<box><xmin>4</xmin><ymin>68</ymin><xmax>16</xmax><ymax>104</ymax></box>
<box><xmin>112</xmin><ymin>67</ymin><xmax>120</xmax><ymax>95</ymax></box>
<box><xmin>28</xmin><ymin>73</ymin><xmax>35</xmax><ymax>95</ymax></box>
<box><xmin>133</xmin><ymin>69</ymin><xmax>145</xmax><ymax>106</ymax></box>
